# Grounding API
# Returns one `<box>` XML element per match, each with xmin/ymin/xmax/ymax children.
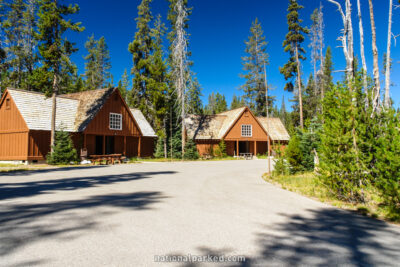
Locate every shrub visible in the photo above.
<box><xmin>47</xmin><ymin>129</ymin><xmax>78</xmax><ymax>165</ymax></box>
<box><xmin>183</xmin><ymin>139</ymin><xmax>199</xmax><ymax>160</ymax></box>
<box><xmin>273</xmin><ymin>144</ymin><xmax>290</xmax><ymax>176</ymax></box>
<box><xmin>214</xmin><ymin>139</ymin><xmax>227</xmax><ymax>158</ymax></box>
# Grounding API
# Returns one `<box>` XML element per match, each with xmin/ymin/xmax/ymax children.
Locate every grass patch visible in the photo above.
<box><xmin>129</xmin><ymin>156</ymin><xmax>244</xmax><ymax>162</ymax></box>
<box><xmin>263</xmin><ymin>172</ymin><xmax>399</xmax><ymax>224</ymax></box>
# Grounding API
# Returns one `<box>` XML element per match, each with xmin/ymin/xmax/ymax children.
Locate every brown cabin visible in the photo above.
<box><xmin>0</xmin><ymin>88</ymin><xmax>157</xmax><ymax>163</ymax></box>
<box><xmin>184</xmin><ymin>107</ymin><xmax>290</xmax><ymax>157</ymax></box>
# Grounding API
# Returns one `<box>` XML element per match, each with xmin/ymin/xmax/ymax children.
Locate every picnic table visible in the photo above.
<box><xmin>239</xmin><ymin>153</ymin><xmax>253</xmax><ymax>160</ymax></box>
<box><xmin>89</xmin><ymin>154</ymin><xmax>126</xmax><ymax>165</ymax></box>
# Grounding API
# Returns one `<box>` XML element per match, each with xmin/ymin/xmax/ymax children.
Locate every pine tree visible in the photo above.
<box><xmin>303</xmin><ymin>74</ymin><xmax>318</xmax><ymax>124</ymax></box>
<box><xmin>321</xmin><ymin>46</ymin><xmax>333</xmax><ymax>100</ymax></box>
<box><xmin>240</xmin><ymin>18</ymin><xmax>269</xmax><ymax>116</ymax></box>
<box><xmin>129</xmin><ymin>0</ymin><xmax>154</xmax><ymax>111</ymax></box>
<box><xmin>47</xmin><ymin>129</ymin><xmax>78</xmax><ymax>165</ymax></box>
<box><xmin>186</xmin><ymin>75</ymin><xmax>202</xmax><ymax>114</ymax></box>
<box><xmin>3</xmin><ymin>0</ymin><xmax>38</xmax><ymax>90</ymax></box>
<box><xmin>230</xmin><ymin>94</ymin><xmax>245</xmax><ymax>109</ymax></box>
<box><xmin>205</xmin><ymin>92</ymin><xmax>227</xmax><ymax>114</ymax></box>
<box><xmin>36</xmin><ymin>0</ymin><xmax>84</xmax><ymax>151</ymax></box>
<box><xmin>280</xmin><ymin>0</ymin><xmax>309</xmax><ymax>129</ymax></box>
<box><xmin>117</xmin><ymin>69</ymin><xmax>129</xmax><ymax>102</ymax></box>
<box><xmin>84</xmin><ymin>35</ymin><xmax>112</xmax><ymax>90</ymax></box>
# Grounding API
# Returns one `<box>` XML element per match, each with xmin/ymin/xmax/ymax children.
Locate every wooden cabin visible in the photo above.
<box><xmin>0</xmin><ymin>88</ymin><xmax>157</xmax><ymax>163</ymax></box>
<box><xmin>184</xmin><ymin>107</ymin><xmax>289</xmax><ymax>157</ymax></box>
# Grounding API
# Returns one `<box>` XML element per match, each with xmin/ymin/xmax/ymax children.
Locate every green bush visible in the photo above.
<box><xmin>183</xmin><ymin>139</ymin><xmax>199</xmax><ymax>160</ymax></box>
<box><xmin>273</xmin><ymin>144</ymin><xmax>290</xmax><ymax>176</ymax></box>
<box><xmin>47</xmin><ymin>129</ymin><xmax>78</xmax><ymax>165</ymax></box>
<box><xmin>214</xmin><ymin>139</ymin><xmax>227</xmax><ymax>158</ymax></box>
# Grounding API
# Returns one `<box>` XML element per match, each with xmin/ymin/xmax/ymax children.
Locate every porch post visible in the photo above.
<box><xmin>123</xmin><ymin>136</ymin><xmax>126</xmax><ymax>156</ymax></box>
<box><xmin>102</xmin><ymin>135</ymin><xmax>106</xmax><ymax>155</ymax></box>
<box><xmin>138</xmin><ymin>136</ymin><xmax>142</xmax><ymax>157</ymax></box>
<box><xmin>83</xmin><ymin>133</ymin><xmax>86</xmax><ymax>148</ymax></box>
<box><xmin>236</xmin><ymin>140</ymin><xmax>239</xmax><ymax>156</ymax></box>
<box><xmin>254</xmin><ymin>141</ymin><xmax>257</xmax><ymax>156</ymax></box>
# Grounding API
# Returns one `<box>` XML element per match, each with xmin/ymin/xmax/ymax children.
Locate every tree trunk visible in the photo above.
<box><xmin>384</xmin><ymin>0</ymin><xmax>393</xmax><ymax>108</ymax></box>
<box><xmin>263</xmin><ymin>63</ymin><xmax>269</xmax><ymax>118</ymax></box>
<box><xmin>357</xmin><ymin>0</ymin><xmax>368</xmax><ymax>93</ymax></box>
<box><xmin>295</xmin><ymin>45</ymin><xmax>303</xmax><ymax>129</ymax></box>
<box><xmin>50</xmin><ymin>73</ymin><xmax>58</xmax><ymax>152</ymax></box>
<box><xmin>368</xmin><ymin>0</ymin><xmax>381</xmax><ymax>112</ymax></box>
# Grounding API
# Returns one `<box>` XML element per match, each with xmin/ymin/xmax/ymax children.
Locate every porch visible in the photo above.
<box><xmin>225</xmin><ymin>140</ymin><xmax>270</xmax><ymax>157</ymax></box>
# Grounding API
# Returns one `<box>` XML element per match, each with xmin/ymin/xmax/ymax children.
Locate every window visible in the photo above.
<box><xmin>241</xmin><ymin>124</ymin><xmax>252</xmax><ymax>137</ymax></box>
<box><xmin>109</xmin><ymin>113</ymin><xmax>122</xmax><ymax>130</ymax></box>
<box><xmin>5</xmin><ymin>99</ymin><xmax>10</xmax><ymax>110</ymax></box>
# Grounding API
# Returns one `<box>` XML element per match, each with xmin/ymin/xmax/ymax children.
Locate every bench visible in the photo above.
<box><xmin>89</xmin><ymin>154</ymin><xmax>126</xmax><ymax>165</ymax></box>
<box><xmin>239</xmin><ymin>153</ymin><xmax>253</xmax><ymax>160</ymax></box>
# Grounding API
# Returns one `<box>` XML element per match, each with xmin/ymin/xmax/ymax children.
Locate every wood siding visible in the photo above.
<box><xmin>195</xmin><ymin>140</ymin><xmax>219</xmax><ymax>156</ymax></box>
<box><xmin>0</xmin><ymin>132</ymin><xmax>28</xmax><ymax>160</ymax></box>
<box><xmin>28</xmin><ymin>130</ymin><xmax>50</xmax><ymax>159</ymax></box>
<box><xmin>84</xmin><ymin>90</ymin><xmax>141</xmax><ymax>136</ymax></box>
<box><xmin>0</xmin><ymin>91</ymin><xmax>28</xmax><ymax>132</ymax></box>
<box><xmin>140</xmin><ymin>137</ymin><xmax>155</xmax><ymax>157</ymax></box>
<box><xmin>224</xmin><ymin>109</ymin><xmax>269</xmax><ymax>141</ymax></box>
<box><xmin>0</xmin><ymin>91</ymin><xmax>29</xmax><ymax>160</ymax></box>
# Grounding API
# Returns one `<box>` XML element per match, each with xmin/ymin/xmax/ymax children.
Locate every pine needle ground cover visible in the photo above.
<box><xmin>263</xmin><ymin>172</ymin><xmax>400</xmax><ymax>224</ymax></box>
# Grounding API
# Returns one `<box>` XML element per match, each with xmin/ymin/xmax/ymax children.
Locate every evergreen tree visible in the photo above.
<box><xmin>321</xmin><ymin>46</ymin><xmax>333</xmax><ymax>100</ymax></box>
<box><xmin>186</xmin><ymin>75</ymin><xmax>203</xmax><ymax>114</ymax></box>
<box><xmin>205</xmin><ymin>92</ymin><xmax>227</xmax><ymax>114</ymax></box>
<box><xmin>36</xmin><ymin>0</ymin><xmax>84</xmax><ymax>150</ymax></box>
<box><xmin>117</xmin><ymin>69</ymin><xmax>129</xmax><ymax>102</ymax></box>
<box><xmin>47</xmin><ymin>129</ymin><xmax>78</xmax><ymax>165</ymax></box>
<box><xmin>230</xmin><ymin>94</ymin><xmax>245</xmax><ymax>109</ymax></box>
<box><xmin>240</xmin><ymin>18</ymin><xmax>269</xmax><ymax>116</ymax></box>
<box><xmin>3</xmin><ymin>0</ymin><xmax>38</xmax><ymax>90</ymax></box>
<box><xmin>129</xmin><ymin>0</ymin><xmax>154</xmax><ymax>111</ymax></box>
<box><xmin>84</xmin><ymin>35</ymin><xmax>112</xmax><ymax>90</ymax></box>
<box><xmin>183</xmin><ymin>139</ymin><xmax>199</xmax><ymax>160</ymax></box>
<box><xmin>280</xmin><ymin>0</ymin><xmax>309</xmax><ymax>129</ymax></box>
<box><xmin>303</xmin><ymin>74</ymin><xmax>318</xmax><ymax>124</ymax></box>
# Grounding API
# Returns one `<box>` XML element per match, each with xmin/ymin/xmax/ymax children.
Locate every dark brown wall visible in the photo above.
<box><xmin>84</xmin><ymin>90</ymin><xmax>141</xmax><ymax>136</ymax></box>
<box><xmin>140</xmin><ymin>137</ymin><xmax>156</xmax><ymax>157</ymax></box>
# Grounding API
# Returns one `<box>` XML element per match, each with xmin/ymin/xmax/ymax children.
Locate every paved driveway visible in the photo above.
<box><xmin>1</xmin><ymin>160</ymin><xmax>400</xmax><ymax>266</ymax></box>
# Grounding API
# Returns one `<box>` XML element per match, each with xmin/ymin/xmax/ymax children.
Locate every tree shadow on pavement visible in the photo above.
<box><xmin>0</xmin><ymin>165</ymin><xmax>109</xmax><ymax>177</ymax></box>
<box><xmin>181</xmin><ymin>208</ymin><xmax>400</xmax><ymax>266</ymax></box>
<box><xmin>0</xmin><ymin>171</ymin><xmax>176</xmax><ymax>201</ymax></box>
<box><xmin>0</xmin><ymin>191</ymin><xmax>168</xmax><ymax>257</ymax></box>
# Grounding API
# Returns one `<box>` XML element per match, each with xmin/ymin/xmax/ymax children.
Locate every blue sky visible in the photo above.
<box><xmin>68</xmin><ymin>0</ymin><xmax>400</xmax><ymax>109</ymax></box>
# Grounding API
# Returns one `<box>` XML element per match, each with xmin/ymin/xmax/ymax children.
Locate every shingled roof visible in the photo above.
<box><xmin>257</xmin><ymin>117</ymin><xmax>290</xmax><ymax>141</ymax></box>
<box><xmin>185</xmin><ymin>107</ymin><xmax>289</xmax><ymax>141</ymax></box>
<box><xmin>7</xmin><ymin>88</ymin><xmax>79</xmax><ymax>132</ymax></box>
<box><xmin>130</xmin><ymin>108</ymin><xmax>157</xmax><ymax>137</ymax></box>
<box><xmin>6</xmin><ymin>88</ymin><xmax>156</xmax><ymax>136</ymax></box>
<box><xmin>62</xmin><ymin>88</ymin><xmax>114</xmax><ymax>132</ymax></box>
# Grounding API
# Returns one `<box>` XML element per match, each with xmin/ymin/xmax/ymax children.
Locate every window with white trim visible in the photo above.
<box><xmin>241</xmin><ymin>124</ymin><xmax>252</xmax><ymax>137</ymax></box>
<box><xmin>109</xmin><ymin>113</ymin><xmax>122</xmax><ymax>130</ymax></box>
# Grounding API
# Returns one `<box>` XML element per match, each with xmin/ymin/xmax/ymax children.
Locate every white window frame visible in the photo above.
<box><xmin>109</xmin><ymin>113</ymin><xmax>122</xmax><ymax>130</ymax></box>
<box><xmin>241</xmin><ymin>124</ymin><xmax>252</xmax><ymax>137</ymax></box>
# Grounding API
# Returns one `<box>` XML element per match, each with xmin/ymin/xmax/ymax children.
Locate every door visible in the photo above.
<box><xmin>105</xmin><ymin>136</ymin><xmax>115</xmax><ymax>154</ymax></box>
<box><xmin>95</xmin><ymin>136</ymin><xmax>103</xmax><ymax>155</ymax></box>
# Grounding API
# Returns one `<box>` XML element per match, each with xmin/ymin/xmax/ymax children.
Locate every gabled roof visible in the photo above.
<box><xmin>257</xmin><ymin>117</ymin><xmax>290</xmax><ymax>141</ymax></box>
<box><xmin>129</xmin><ymin>108</ymin><xmax>157</xmax><ymax>137</ymax></box>
<box><xmin>185</xmin><ymin>106</ymin><xmax>290</xmax><ymax>141</ymax></box>
<box><xmin>7</xmin><ymin>88</ymin><xmax>79</xmax><ymax>132</ymax></box>
<box><xmin>62</xmin><ymin>88</ymin><xmax>114</xmax><ymax>132</ymax></box>
<box><xmin>185</xmin><ymin>107</ymin><xmax>247</xmax><ymax>140</ymax></box>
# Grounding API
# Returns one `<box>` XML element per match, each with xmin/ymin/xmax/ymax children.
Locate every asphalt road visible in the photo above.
<box><xmin>1</xmin><ymin>160</ymin><xmax>400</xmax><ymax>266</ymax></box>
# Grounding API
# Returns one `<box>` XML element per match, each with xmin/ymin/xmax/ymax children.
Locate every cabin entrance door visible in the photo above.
<box><xmin>239</xmin><ymin>141</ymin><xmax>250</xmax><ymax>154</ymax></box>
<box><xmin>105</xmin><ymin>136</ymin><xmax>115</xmax><ymax>154</ymax></box>
<box><xmin>95</xmin><ymin>135</ymin><xmax>103</xmax><ymax>154</ymax></box>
